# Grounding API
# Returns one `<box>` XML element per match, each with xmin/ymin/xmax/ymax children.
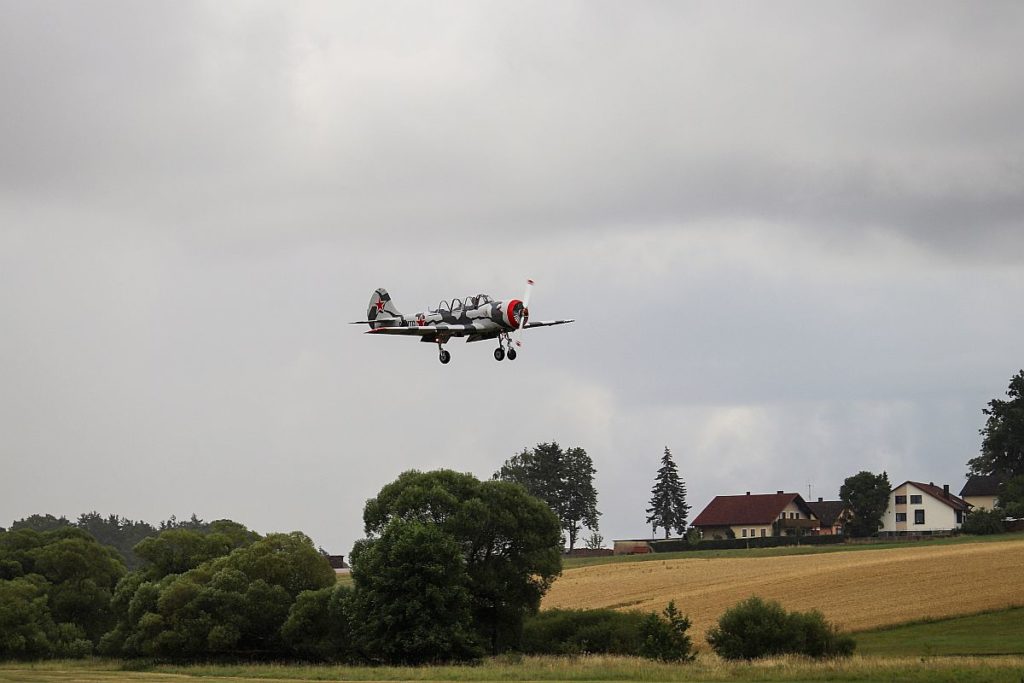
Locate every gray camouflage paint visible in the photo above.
<box><xmin>357</xmin><ymin>288</ymin><xmax>572</xmax><ymax>344</ymax></box>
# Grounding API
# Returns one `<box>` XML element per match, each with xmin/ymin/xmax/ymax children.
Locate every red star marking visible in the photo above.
<box><xmin>375</xmin><ymin>299</ymin><xmax>386</xmax><ymax>312</ymax></box>
<box><xmin>416</xmin><ymin>316</ymin><xmax>426</xmax><ymax>326</ymax></box>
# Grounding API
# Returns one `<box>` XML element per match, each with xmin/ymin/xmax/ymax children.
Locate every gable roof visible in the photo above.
<box><xmin>960</xmin><ymin>475</ymin><xmax>1001</xmax><ymax>498</ymax></box>
<box><xmin>806</xmin><ymin>500</ymin><xmax>849</xmax><ymax>527</ymax></box>
<box><xmin>692</xmin><ymin>492</ymin><xmax>814</xmax><ymax>527</ymax></box>
<box><xmin>898</xmin><ymin>481</ymin><xmax>969</xmax><ymax>511</ymax></box>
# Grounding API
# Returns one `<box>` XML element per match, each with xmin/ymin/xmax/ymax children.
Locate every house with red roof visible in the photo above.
<box><xmin>879</xmin><ymin>481</ymin><xmax>968</xmax><ymax>535</ymax></box>
<box><xmin>691</xmin><ymin>491</ymin><xmax>820</xmax><ymax>540</ymax></box>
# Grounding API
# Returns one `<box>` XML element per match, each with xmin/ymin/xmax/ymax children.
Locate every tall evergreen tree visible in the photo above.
<box><xmin>646</xmin><ymin>447</ymin><xmax>690</xmax><ymax>538</ymax></box>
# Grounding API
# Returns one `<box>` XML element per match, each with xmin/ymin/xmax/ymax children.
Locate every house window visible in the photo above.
<box><xmin>895</xmin><ymin>495</ymin><xmax>907</xmax><ymax>504</ymax></box>
<box><xmin>910</xmin><ymin>495</ymin><xmax>922</xmax><ymax>504</ymax></box>
<box><xmin>896</xmin><ymin>512</ymin><xmax>907</xmax><ymax>522</ymax></box>
<box><xmin>914</xmin><ymin>509</ymin><xmax>925</xmax><ymax>525</ymax></box>
<box><xmin>956</xmin><ymin>510</ymin><xmax>963</xmax><ymax>524</ymax></box>
<box><xmin>742</xmin><ymin>529</ymin><xmax>747</xmax><ymax>537</ymax></box>
<box><xmin>761</xmin><ymin>529</ymin><xmax>766</xmax><ymax>537</ymax></box>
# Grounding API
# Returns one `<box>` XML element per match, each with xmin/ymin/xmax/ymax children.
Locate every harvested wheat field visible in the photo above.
<box><xmin>543</xmin><ymin>538</ymin><xmax>1024</xmax><ymax>643</ymax></box>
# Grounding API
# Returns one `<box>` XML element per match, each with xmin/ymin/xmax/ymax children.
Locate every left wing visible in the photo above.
<box><xmin>365</xmin><ymin>324</ymin><xmax>478</xmax><ymax>336</ymax></box>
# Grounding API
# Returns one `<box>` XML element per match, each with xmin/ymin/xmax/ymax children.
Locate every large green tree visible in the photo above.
<box><xmin>362</xmin><ymin>469</ymin><xmax>562</xmax><ymax>654</ymax></box>
<box><xmin>839</xmin><ymin>471</ymin><xmax>891</xmax><ymax>537</ymax></box>
<box><xmin>101</xmin><ymin>530</ymin><xmax>333</xmax><ymax>659</ymax></box>
<box><xmin>350</xmin><ymin>520</ymin><xmax>481</xmax><ymax>664</ymax></box>
<box><xmin>968</xmin><ymin>370</ymin><xmax>1024</xmax><ymax>480</ymax></box>
<box><xmin>495</xmin><ymin>442</ymin><xmax>600</xmax><ymax>551</ymax></box>
<box><xmin>0</xmin><ymin>527</ymin><xmax>125</xmax><ymax>656</ymax></box>
<box><xmin>646</xmin><ymin>447</ymin><xmax>691</xmax><ymax>539</ymax></box>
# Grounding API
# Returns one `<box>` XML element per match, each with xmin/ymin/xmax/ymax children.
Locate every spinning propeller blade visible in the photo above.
<box><xmin>513</xmin><ymin>279</ymin><xmax>534</xmax><ymax>348</ymax></box>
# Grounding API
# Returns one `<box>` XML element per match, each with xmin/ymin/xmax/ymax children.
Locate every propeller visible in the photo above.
<box><xmin>513</xmin><ymin>279</ymin><xmax>534</xmax><ymax>348</ymax></box>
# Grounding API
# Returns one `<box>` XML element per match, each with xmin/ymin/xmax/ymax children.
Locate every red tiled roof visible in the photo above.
<box><xmin>903</xmin><ymin>481</ymin><xmax>970</xmax><ymax>511</ymax></box>
<box><xmin>692</xmin><ymin>493</ymin><xmax>811</xmax><ymax>527</ymax></box>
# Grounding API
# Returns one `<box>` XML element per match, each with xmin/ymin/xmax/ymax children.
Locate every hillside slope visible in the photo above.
<box><xmin>542</xmin><ymin>538</ymin><xmax>1024</xmax><ymax>642</ymax></box>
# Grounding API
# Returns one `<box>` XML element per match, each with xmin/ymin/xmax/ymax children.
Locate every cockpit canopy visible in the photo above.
<box><xmin>431</xmin><ymin>294</ymin><xmax>493</xmax><ymax>312</ymax></box>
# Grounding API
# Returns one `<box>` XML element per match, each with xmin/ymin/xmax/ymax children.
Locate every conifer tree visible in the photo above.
<box><xmin>646</xmin><ymin>447</ymin><xmax>690</xmax><ymax>538</ymax></box>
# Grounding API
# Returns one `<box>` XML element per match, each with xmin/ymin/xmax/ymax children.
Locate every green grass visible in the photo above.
<box><xmin>562</xmin><ymin>532</ymin><xmax>1024</xmax><ymax>568</ymax></box>
<box><xmin>854</xmin><ymin>607</ymin><xmax>1024</xmax><ymax>657</ymax></box>
<box><xmin>5</xmin><ymin>655</ymin><xmax>1024</xmax><ymax>683</ymax></box>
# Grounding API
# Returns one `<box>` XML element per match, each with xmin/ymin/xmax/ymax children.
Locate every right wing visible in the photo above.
<box><xmin>524</xmin><ymin>319</ymin><xmax>575</xmax><ymax>328</ymax></box>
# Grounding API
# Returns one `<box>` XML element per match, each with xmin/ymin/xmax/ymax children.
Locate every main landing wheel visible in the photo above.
<box><xmin>494</xmin><ymin>347</ymin><xmax>505</xmax><ymax>361</ymax></box>
<box><xmin>439</xmin><ymin>349</ymin><xmax>451</xmax><ymax>364</ymax></box>
<box><xmin>506</xmin><ymin>347</ymin><xmax>517</xmax><ymax>361</ymax></box>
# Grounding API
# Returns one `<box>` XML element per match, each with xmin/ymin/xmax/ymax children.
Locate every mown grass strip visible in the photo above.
<box><xmin>5</xmin><ymin>655</ymin><xmax>1024</xmax><ymax>683</ymax></box>
<box><xmin>854</xmin><ymin>607</ymin><xmax>1024</xmax><ymax>657</ymax></box>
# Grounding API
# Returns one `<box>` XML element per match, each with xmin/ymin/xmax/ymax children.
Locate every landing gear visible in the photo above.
<box><xmin>495</xmin><ymin>333</ymin><xmax>517</xmax><ymax>362</ymax></box>
<box><xmin>439</xmin><ymin>349</ymin><xmax>451</xmax><ymax>364</ymax></box>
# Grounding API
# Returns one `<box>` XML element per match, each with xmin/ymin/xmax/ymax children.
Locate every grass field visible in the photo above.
<box><xmin>854</xmin><ymin>607</ymin><xmax>1024</xmax><ymax>657</ymax></box>
<box><xmin>544</xmin><ymin>536</ymin><xmax>1024</xmax><ymax>643</ymax></box>
<box><xmin>4</xmin><ymin>655</ymin><xmax>1024</xmax><ymax>683</ymax></box>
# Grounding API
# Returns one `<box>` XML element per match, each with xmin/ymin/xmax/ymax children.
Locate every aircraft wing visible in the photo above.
<box><xmin>524</xmin><ymin>319</ymin><xmax>575</xmax><ymax>328</ymax></box>
<box><xmin>365</xmin><ymin>324</ymin><xmax>479</xmax><ymax>336</ymax></box>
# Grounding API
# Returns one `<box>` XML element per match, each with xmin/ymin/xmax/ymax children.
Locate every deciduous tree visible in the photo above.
<box><xmin>839</xmin><ymin>471</ymin><xmax>891</xmax><ymax>537</ymax></box>
<box><xmin>495</xmin><ymin>443</ymin><xmax>600</xmax><ymax>550</ymax></box>
<box><xmin>363</xmin><ymin>469</ymin><xmax>562</xmax><ymax>653</ymax></box>
<box><xmin>968</xmin><ymin>369</ymin><xmax>1024</xmax><ymax>480</ymax></box>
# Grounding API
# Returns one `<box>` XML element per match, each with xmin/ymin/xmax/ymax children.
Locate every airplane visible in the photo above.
<box><xmin>351</xmin><ymin>279</ymin><xmax>573</xmax><ymax>364</ymax></box>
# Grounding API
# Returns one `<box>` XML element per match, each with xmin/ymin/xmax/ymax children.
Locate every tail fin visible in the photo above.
<box><xmin>367</xmin><ymin>288</ymin><xmax>402</xmax><ymax>325</ymax></box>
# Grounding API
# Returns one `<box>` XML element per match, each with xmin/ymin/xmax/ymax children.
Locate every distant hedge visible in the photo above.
<box><xmin>650</xmin><ymin>535</ymin><xmax>845</xmax><ymax>553</ymax></box>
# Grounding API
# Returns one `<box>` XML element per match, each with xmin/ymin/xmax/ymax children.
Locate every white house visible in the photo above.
<box><xmin>880</xmin><ymin>481</ymin><xmax>968</xmax><ymax>534</ymax></box>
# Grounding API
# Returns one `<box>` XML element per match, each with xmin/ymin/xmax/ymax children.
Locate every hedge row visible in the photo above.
<box><xmin>650</xmin><ymin>535</ymin><xmax>845</xmax><ymax>553</ymax></box>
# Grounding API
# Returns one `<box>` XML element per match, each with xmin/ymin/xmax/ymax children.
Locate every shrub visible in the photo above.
<box><xmin>520</xmin><ymin>608</ymin><xmax>646</xmax><ymax>655</ymax></box>
<box><xmin>962</xmin><ymin>509</ymin><xmax>1005</xmax><ymax>535</ymax></box>
<box><xmin>639</xmin><ymin>601</ymin><xmax>695</xmax><ymax>662</ymax></box>
<box><xmin>707</xmin><ymin>596</ymin><xmax>854</xmax><ymax>660</ymax></box>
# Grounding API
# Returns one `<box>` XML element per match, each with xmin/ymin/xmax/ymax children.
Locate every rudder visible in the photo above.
<box><xmin>367</xmin><ymin>288</ymin><xmax>402</xmax><ymax>325</ymax></box>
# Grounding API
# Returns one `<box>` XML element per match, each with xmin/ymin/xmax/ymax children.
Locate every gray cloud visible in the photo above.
<box><xmin>2</xmin><ymin>2</ymin><xmax>1022</xmax><ymax>551</ymax></box>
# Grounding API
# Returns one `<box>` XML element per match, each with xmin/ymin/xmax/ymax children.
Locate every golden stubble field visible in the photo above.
<box><xmin>543</xmin><ymin>539</ymin><xmax>1024</xmax><ymax>642</ymax></box>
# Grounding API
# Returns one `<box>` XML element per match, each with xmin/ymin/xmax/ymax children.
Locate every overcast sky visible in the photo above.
<box><xmin>2</xmin><ymin>2</ymin><xmax>1023</xmax><ymax>553</ymax></box>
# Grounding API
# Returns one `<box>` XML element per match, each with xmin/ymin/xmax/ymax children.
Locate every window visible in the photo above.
<box><xmin>895</xmin><ymin>512</ymin><xmax>907</xmax><ymax>522</ymax></box>
<box><xmin>761</xmin><ymin>529</ymin><xmax>767</xmax><ymax>537</ymax></box>
<box><xmin>914</xmin><ymin>509</ymin><xmax>925</xmax><ymax>525</ymax></box>
<box><xmin>742</xmin><ymin>529</ymin><xmax>748</xmax><ymax>537</ymax></box>
<box><xmin>956</xmin><ymin>510</ymin><xmax>963</xmax><ymax>524</ymax></box>
<box><xmin>895</xmin><ymin>495</ymin><xmax>907</xmax><ymax>504</ymax></box>
<box><xmin>910</xmin><ymin>495</ymin><xmax>922</xmax><ymax>504</ymax></box>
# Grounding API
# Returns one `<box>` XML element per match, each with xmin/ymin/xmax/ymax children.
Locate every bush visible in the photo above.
<box><xmin>639</xmin><ymin>601</ymin><xmax>695</xmax><ymax>662</ymax></box>
<box><xmin>962</xmin><ymin>509</ymin><xmax>1005</xmax><ymax>535</ymax></box>
<box><xmin>520</xmin><ymin>608</ymin><xmax>646</xmax><ymax>655</ymax></box>
<box><xmin>521</xmin><ymin>603</ymin><xmax>695</xmax><ymax>661</ymax></box>
<box><xmin>706</xmin><ymin>596</ymin><xmax>854</xmax><ymax>660</ymax></box>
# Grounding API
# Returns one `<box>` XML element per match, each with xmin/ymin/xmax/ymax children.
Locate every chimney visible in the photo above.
<box><xmin>929</xmin><ymin>482</ymin><xmax>934</xmax><ymax>487</ymax></box>
<box><xmin>777</xmin><ymin>490</ymin><xmax>784</xmax><ymax>495</ymax></box>
<box><xmin>944</xmin><ymin>484</ymin><xmax>950</xmax><ymax>497</ymax></box>
<box><xmin>818</xmin><ymin>497</ymin><xmax>823</xmax><ymax>502</ymax></box>
<box><xmin>746</xmin><ymin>491</ymin><xmax>750</xmax><ymax>496</ymax></box>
